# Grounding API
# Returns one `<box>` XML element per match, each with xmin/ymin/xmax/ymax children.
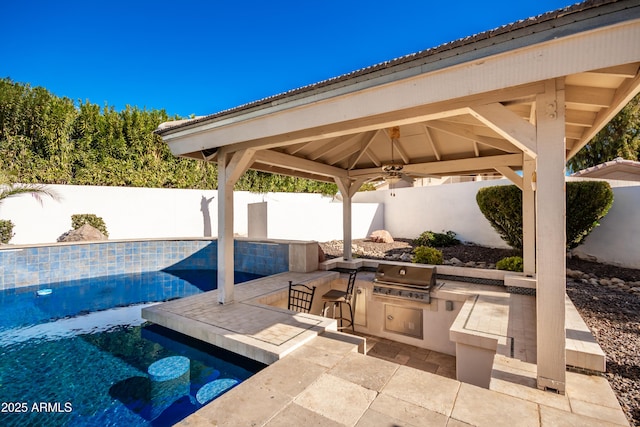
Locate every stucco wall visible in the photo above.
<box><xmin>567</xmin><ymin>179</ymin><xmax>640</xmax><ymax>269</ymax></box>
<box><xmin>1</xmin><ymin>180</ymin><xmax>637</xmax><ymax>269</ymax></box>
<box><xmin>354</xmin><ymin>178</ymin><xmax>640</xmax><ymax>269</ymax></box>
<box><xmin>0</xmin><ymin>185</ymin><xmax>380</xmax><ymax>245</ymax></box>
<box><xmin>353</xmin><ymin>179</ymin><xmax>513</xmax><ymax>248</ymax></box>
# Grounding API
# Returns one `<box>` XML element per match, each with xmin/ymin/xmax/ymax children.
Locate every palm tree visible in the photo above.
<box><xmin>0</xmin><ymin>182</ymin><xmax>59</xmax><ymax>205</ymax></box>
<box><xmin>0</xmin><ymin>173</ymin><xmax>60</xmax><ymax>243</ymax></box>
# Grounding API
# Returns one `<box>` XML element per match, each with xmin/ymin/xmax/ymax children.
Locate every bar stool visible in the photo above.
<box><xmin>321</xmin><ymin>269</ymin><xmax>357</xmax><ymax>331</ymax></box>
<box><xmin>288</xmin><ymin>281</ymin><xmax>316</xmax><ymax>313</ymax></box>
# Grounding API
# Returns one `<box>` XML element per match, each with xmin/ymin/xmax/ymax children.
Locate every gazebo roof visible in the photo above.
<box><xmin>157</xmin><ymin>0</ymin><xmax>640</xmax><ymax>185</ymax></box>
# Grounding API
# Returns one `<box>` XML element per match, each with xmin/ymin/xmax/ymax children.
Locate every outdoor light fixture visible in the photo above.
<box><xmin>381</xmin><ymin>126</ymin><xmax>409</xmax><ymax>195</ymax></box>
<box><xmin>531</xmin><ymin>171</ymin><xmax>537</xmax><ymax>191</ymax></box>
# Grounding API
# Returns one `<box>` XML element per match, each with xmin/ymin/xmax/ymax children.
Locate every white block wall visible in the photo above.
<box><xmin>1</xmin><ymin>180</ymin><xmax>637</xmax><ymax>269</ymax></box>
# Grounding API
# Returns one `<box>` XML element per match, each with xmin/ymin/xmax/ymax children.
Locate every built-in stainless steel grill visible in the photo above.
<box><xmin>373</xmin><ymin>264</ymin><xmax>436</xmax><ymax>303</ymax></box>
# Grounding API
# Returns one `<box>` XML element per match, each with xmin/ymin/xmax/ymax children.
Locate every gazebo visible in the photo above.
<box><xmin>156</xmin><ymin>0</ymin><xmax>640</xmax><ymax>394</ymax></box>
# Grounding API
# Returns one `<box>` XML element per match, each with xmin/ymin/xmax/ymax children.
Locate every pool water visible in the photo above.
<box><xmin>0</xmin><ymin>270</ymin><xmax>265</xmax><ymax>426</ymax></box>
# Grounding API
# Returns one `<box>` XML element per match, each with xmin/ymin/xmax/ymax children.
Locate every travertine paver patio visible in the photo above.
<box><xmin>145</xmin><ymin>270</ymin><xmax>628</xmax><ymax>426</ymax></box>
<box><xmin>178</xmin><ymin>330</ymin><xmax>629</xmax><ymax>426</ymax></box>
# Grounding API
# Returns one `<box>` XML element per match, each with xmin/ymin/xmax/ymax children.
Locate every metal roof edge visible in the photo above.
<box><xmin>156</xmin><ymin>0</ymin><xmax>637</xmax><ymax>136</ymax></box>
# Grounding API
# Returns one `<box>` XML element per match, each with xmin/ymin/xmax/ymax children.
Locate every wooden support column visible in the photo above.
<box><xmin>535</xmin><ymin>79</ymin><xmax>566</xmax><ymax>393</ymax></box>
<box><xmin>217</xmin><ymin>149</ymin><xmax>255</xmax><ymax>304</ymax></box>
<box><xmin>522</xmin><ymin>154</ymin><xmax>536</xmax><ymax>275</ymax></box>
<box><xmin>335</xmin><ymin>178</ymin><xmax>366</xmax><ymax>261</ymax></box>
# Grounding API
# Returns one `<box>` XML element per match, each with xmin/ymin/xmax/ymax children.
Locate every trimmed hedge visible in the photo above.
<box><xmin>0</xmin><ymin>219</ymin><xmax>14</xmax><ymax>244</ymax></box>
<box><xmin>72</xmin><ymin>214</ymin><xmax>109</xmax><ymax>237</ymax></box>
<box><xmin>476</xmin><ymin>181</ymin><xmax>613</xmax><ymax>250</ymax></box>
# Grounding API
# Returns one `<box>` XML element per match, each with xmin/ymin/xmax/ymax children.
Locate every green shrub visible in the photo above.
<box><xmin>72</xmin><ymin>214</ymin><xmax>109</xmax><ymax>237</ymax></box>
<box><xmin>496</xmin><ymin>256</ymin><xmax>524</xmax><ymax>272</ymax></box>
<box><xmin>413</xmin><ymin>230</ymin><xmax>460</xmax><ymax>247</ymax></box>
<box><xmin>475</xmin><ymin>185</ymin><xmax>523</xmax><ymax>249</ymax></box>
<box><xmin>566</xmin><ymin>181</ymin><xmax>614</xmax><ymax>249</ymax></box>
<box><xmin>476</xmin><ymin>181</ymin><xmax>613</xmax><ymax>250</ymax></box>
<box><xmin>412</xmin><ymin>246</ymin><xmax>443</xmax><ymax>265</ymax></box>
<box><xmin>0</xmin><ymin>219</ymin><xmax>14</xmax><ymax>244</ymax></box>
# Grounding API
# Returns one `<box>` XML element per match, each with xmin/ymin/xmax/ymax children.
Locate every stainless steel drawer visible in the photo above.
<box><xmin>384</xmin><ymin>304</ymin><xmax>423</xmax><ymax>339</ymax></box>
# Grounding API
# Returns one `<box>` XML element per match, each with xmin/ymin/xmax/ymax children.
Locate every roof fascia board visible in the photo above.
<box><xmin>165</xmin><ymin>21</ymin><xmax>640</xmax><ymax>157</ymax></box>
<box><xmin>159</xmin><ymin>3</ymin><xmax>640</xmax><ymax>138</ymax></box>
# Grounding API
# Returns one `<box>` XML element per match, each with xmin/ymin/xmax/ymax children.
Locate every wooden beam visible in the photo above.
<box><xmin>250</xmin><ymin>162</ymin><xmax>335</xmax><ymax>183</ymax></box>
<box><xmin>469</xmin><ymin>103</ymin><xmax>537</xmax><ymax>158</ymax></box>
<box><xmin>349</xmin><ymin>153</ymin><xmax>522</xmax><ymax>177</ymax></box>
<box><xmin>326</xmin><ymin>142</ymin><xmax>362</xmax><ymax>166</ymax></box>
<box><xmin>565</xmin><ymin>110</ymin><xmax>596</xmax><ymax>128</ymax></box>
<box><xmin>365</xmin><ymin>149</ymin><xmax>382</xmax><ymax>167</ymax></box>
<box><xmin>254</xmin><ymin>149</ymin><xmax>349</xmax><ymax>179</ymax></box>
<box><xmin>335</xmin><ymin>177</ymin><xmax>353</xmax><ymax>260</ymax></box>
<box><xmin>284</xmin><ymin>141</ymin><xmax>309</xmax><ymax>155</ymax></box>
<box><xmin>307</xmin><ymin>134</ymin><xmax>359</xmax><ymax>161</ymax></box>
<box><xmin>422</xmin><ymin>126</ymin><xmax>441</xmax><ymax>161</ymax></box>
<box><xmin>522</xmin><ymin>154</ymin><xmax>536</xmax><ymax>275</ymax></box>
<box><xmin>225</xmin><ymin>149</ymin><xmax>256</xmax><ymax>186</ymax></box>
<box><xmin>586</xmin><ymin>64</ymin><xmax>639</xmax><ymax>79</ymax></box>
<box><xmin>535</xmin><ymin>79</ymin><xmax>566</xmax><ymax>393</ymax></box>
<box><xmin>349</xmin><ymin>130</ymin><xmax>379</xmax><ymax>169</ymax></box>
<box><xmin>495</xmin><ymin>166</ymin><xmax>523</xmax><ymax>190</ymax></box>
<box><xmin>217</xmin><ymin>150</ymin><xmax>235</xmax><ymax>304</ymax></box>
<box><xmin>568</xmin><ymin>71</ymin><xmax>640</xmax><ymax>159</ymax></box>
<box><xmin>565</xmin><ymin>85</ymin><xmax>615</xmax><ymax>108</ymax></box>
<box><xmin>424</xmin><ymin>120</ymin><xmax>520</xmax><ymax>153</ymax></box>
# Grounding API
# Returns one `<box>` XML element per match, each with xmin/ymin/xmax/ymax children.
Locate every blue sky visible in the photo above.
<box><xmin>3</xmin><ymin>0</ymin><xmax>576</xmax><ymax>118</ymax></box>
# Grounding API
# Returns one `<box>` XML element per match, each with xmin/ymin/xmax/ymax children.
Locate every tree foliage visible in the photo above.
<box><xmin>0</xmin><ymin>78</ymin><xmax>338</xmax><ymax>194</ymax></box>
<box><xmin>567</xmin><ymin>93</ymin><xmax>640</xmax><ymax>172</ymax></box>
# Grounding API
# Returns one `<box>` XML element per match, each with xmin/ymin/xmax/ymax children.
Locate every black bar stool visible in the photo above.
<box><xmin>321</xmin><ymin>269</ymin><xmax>357</xmax><ymax>331</ymax></box>
<box><xmin>288</xmin><ymin>281</ymin><xmax>316</xmax><ymax>313</ymax></box>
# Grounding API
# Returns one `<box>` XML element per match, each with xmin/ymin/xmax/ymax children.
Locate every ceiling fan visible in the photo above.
<box><xmin>380</xmin><ymin>126</ymin><xmax>413</xmax><ymax>193</ymax></box>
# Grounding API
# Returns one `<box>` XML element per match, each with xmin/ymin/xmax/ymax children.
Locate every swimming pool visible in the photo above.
<box><xmin>0</xmin><ymin>270</ymin><xmax>265</xmax><ymax>426</ymax></box>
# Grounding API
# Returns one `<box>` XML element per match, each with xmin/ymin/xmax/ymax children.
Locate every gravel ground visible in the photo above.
<box><xmin>319</xmin><ymin>239</ymin><xmax>640</xmax><ymax>425</ymax></box>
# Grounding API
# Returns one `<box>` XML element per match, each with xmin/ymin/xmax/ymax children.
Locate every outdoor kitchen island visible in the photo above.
<box><xmin>321</xmin><ymin>259</ymin><xmax>606</xmax><ymax>389</ymax></box>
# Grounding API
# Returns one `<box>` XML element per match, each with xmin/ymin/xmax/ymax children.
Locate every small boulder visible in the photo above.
<box><xmin>369</xmin><ymin>230</ymin><xmax>394</xmax><ymax>244</ymax></box>
<box><xmin>58</xmin><ymin>224</ymin><xmax>107</xmax><ymax>242</ymax></box>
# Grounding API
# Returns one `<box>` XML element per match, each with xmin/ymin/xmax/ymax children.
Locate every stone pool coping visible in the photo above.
<box><xmin>142</xmin><ymin>270</ymin><xmax>345</xmax><ymax>364</ymax></box>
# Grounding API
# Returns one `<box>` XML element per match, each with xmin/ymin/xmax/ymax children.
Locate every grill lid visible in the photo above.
<box><xmin>374</xmin><ymin>264</ymin><xmax>436</xmax><ymax>289</ymax></box>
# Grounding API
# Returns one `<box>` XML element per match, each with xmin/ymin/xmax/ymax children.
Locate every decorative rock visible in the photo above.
<box><xmin>57</xmin><ymin>224</ymin><xmax>106</xmax><ymax>242</ymax></box>
<box><xmin>449</xmin><ymin>257</ymin><xmax>462</xmax><ymax>266</ymax></box>
<box><xmin>369</xmin><ymin>230</ymin><xmax>394</xmax><ymax>244</ymax></box>
<box><xmin>600</xmin><ymin>278</ymin><xmax>612</xmax><ymax>287</ymax></box>
<box><xmin>400</xmin><ymin>253</ymin><xmax>412</xmax><ymax>262</ymax></box>
<box><xmin>566</xmin><ymin>269</ymin><xmax>585</xmax><ymax>279</ymax></box>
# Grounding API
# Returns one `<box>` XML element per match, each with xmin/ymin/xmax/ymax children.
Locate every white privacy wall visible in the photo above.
<box><xmin>1</xmin><ymin>180</ymin><xmax>638</xmax><ymax>269</ymax></box>
<box><xmin>0</xmin><ymin>185</ymin><xmax>380</xmax><ymax>245</ymax></box>
<box><xmin>567</xmin><ymin>179</ymin><xmax>640</xmax><ymax>269</ymax></box>
<box><xmin>353</xmin><ymin>179</ymin><xmax>514</xmax><ymax>248</ymax></box>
